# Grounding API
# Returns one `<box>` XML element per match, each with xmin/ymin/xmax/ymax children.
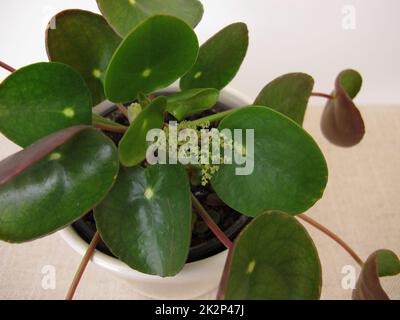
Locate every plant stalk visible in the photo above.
<box><xmin>191</xmin><ymin>193</ymin><xmax>233</xmax><ymax>250</ymax></box>
<box><xmin>116</xmin><ymin>103</ymin><xmax>129</xmax><ymax>119</ymax></box>
<box><xmin>0</xmin><ymin>60</ymin><xmax>15</xmax><ymax>73</ymax></box>
<box><xmin>93</xmin><ymin>122</ymin><xmax>128</xmax><ymax>133</ymax></box>
<box><xmin>65</xmin><ymin>232</ymin><xmax>101</xmax><ymax>300</ymax></box>
<box><xmin>311</xmin><ymin>92</ymin><xmax>335</xmax><ymax>100</ymax></box>
<box><xmin>298</xmin><ymin>214</ymin><xmax>364</xmax><ymax>267</ymax></box>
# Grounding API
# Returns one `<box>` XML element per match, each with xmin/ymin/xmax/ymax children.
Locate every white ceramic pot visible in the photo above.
<box><xmin>58</xmin><ymin>86</ymin><xmax>252</xmax><ymax>300</ymax></box>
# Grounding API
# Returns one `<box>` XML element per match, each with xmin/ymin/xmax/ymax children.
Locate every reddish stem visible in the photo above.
<box><xmin>0</xmin><ymin>60</ymin><xmax>16</xmax><ymax>73</ymax></box>
<box><xmin>191</xmin><ymin>193</ymin><xmax>233</xmax><ymax>250</ymax></box>
<box><xmin>65</xmin><ymin>232</ymin><xmax>101</xmax><ymax>300</ymax></box>
<box><xmin>311</xmin><ymin>92</ymin><xmax>335</xmax><ymax>100</ymax></box>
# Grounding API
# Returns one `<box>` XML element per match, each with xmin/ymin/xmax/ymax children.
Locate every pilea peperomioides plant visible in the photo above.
<box><xmin>0</xmin><ymin>0</ymin><xmax>399</xmax><ymax>300</ymax></box>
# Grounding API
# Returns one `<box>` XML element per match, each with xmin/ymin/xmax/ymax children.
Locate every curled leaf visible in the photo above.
<box><xmin>321</xmin><ymin>69</ymin><xmax>365</xmax><ymax>147</ymax></box>
<box><xmin>353</xmin><ymin>250</ymin><xmax>400</xmax><ymax>300</ymax></box>
<box><xmin>119</xmin><ymin>97</ymin><xmax>167</xmax><ymax>167</ymax></box>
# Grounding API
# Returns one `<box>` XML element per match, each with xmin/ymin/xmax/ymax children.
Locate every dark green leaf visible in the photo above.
<box><xmin>212</xmin><ymin>106</ymin><xmax>328</xmax><ymax>217</ymax></box>
<box><xmin>46</xmin><ymin>9</ymin><xmax>121</xmax><ymax>106</ymax></box>
<box><xmin>0</xmin><ymin>127</ymin><xmax>119</xmax><ymax>242</ymax></box>
<box><xmin>166</xmin><ymin>88</ymin><xmax>219</xmax><ymax>120</ymax></box>
<box><xmin>219</xmin><ymin>211</ymin><xmax>322</xmax><ymax>300</ymax></box>
<box><xmin>97</xmin><ymin>0</ymin><xmax>204</xmax><ymax>37</ymax></box>
<box><xmin>94</xmin><ymin>164</ymin><xmax>191</xmax><ymax>277</ymax></box>
<box><xmin>119</xmin><ymin>97</ymin><xmax>167</xmax><ymax>167</ymax></box>
<box><xmin>180</xmin><ymin>23</ymin><xmax>248</xmax><ymax>90</ymax></box>
<box><xmin>105</xmin><ymin>15</ymin><xmax>199</xmax><ymax>103</ymax></box>
<box><xmin>254</xmin><ymin>73</ymin><xmax>314</xmax><ymax>125</ymax></box>
<box><xmin>353</xmin><ymin>250</ymin><xmax>400</xmax><ymax>300</ymax></box>
<box><xmin>0</xmin><ymin>62</ymin><xmax>92</xmax><ymax>147</ymax></box>
<box><xmin>321</xmin><ymin>69</ymin><xmax>365</xmax><ymax>147</ymax></box>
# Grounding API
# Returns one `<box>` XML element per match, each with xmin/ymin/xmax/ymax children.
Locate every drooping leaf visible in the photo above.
<box><xmin>353</xmin><ymin>250</ymin><xmax>400</xmax><ymax>300</ymax></box>
<box><xmin>211</xmin><ymin>106</ymin><xmax>328</xmax><ymax>217</ymax></box>
<box><xmin>119</xmin><ymin>97</ymin><xmax>167</xmax><ymax>167</ymax></box>
<box><xmin>0</xmin><ymin>127</ymin><xmax>119</xmax><ymax>243</ymax></box>
<box><xmin>46</xmin><ymin>9</ymin><xmax>121</xmax><ymax>106</ymax></box>
<box><xmin>97</xmin><ymin>0</ymin><xmax>204</xmax><ymax>37</ymax></box>
<box><xmin>0</xmin><ymin>62</ymin><xmax>92</xmax><ymax>147</ymax></box>
<box><xmin>180</xmin><ymin>23</ymin><xmax>249</xmax><ymax>90</ymax></box>
<box><xmin>105</xmin><ymin>15</ymin><xmax>199</xmax><ymax>103</ymax></box>
<box><xmin>254</xmin><ymin>73</ymin><xmax>314</xmax><ymax>125</ymax></box>
<box><xmin>321</xmin><ymin>69</ymin><xmax>365</xmax><ymax>147</ymax></box>
<box><xmin>218</xmin><ymin>211</ymin><xmax>322</xmax><ymax>300</ymax></box>
<box><xmin>94</xmin><ymin>164</ymin><xmax>191</xmax><ymax>277</ymax></box>
<box><xmin>166</xmin><ymin>88</ymin><xmax>219</xmax><ymax>120</ymax></box>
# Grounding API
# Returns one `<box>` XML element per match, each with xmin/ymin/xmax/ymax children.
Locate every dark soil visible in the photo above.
<box><xmin>73</xmin><ymin>98</ymin><xmax>251</xmax><ymax>263</ymax></box>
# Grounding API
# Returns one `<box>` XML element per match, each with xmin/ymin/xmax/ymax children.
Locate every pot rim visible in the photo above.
<box><xmin>59</xmin><ymin>85</ymin><xmax>252</xmax><ymax>281</ymax></box>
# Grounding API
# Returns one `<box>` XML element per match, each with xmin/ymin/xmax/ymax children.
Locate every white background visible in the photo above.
<box><xmin>0</xmin><ymin>0</ymin><xmax>400</xmax><ymax>106</ymax></box>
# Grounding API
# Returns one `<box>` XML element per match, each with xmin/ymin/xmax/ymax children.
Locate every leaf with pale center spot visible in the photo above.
<box><xmin>254</xmin><ymin>73</ymin><xmax>314</xmax><ymax>125</ymax></box>
<box><xmin>211</xmin><ymin>106</ymin><xmax>328</xmax><ymax>217</ymax></box>
<box><xmin>105</xmin><ymin>15</ymin><xmax>199</xmax><ymax>103</ymax></box>
<box><xmin>218</xmin><ymin>211</ymin><xmax>322</xmax><ymax>300</ymax></box>
<box><xmin>0</xmin><ymin>127</ymin><xmax>119</xmax><ymax>243</ymax></box>
<box><xmin>321</xmin><ymin>69</ymin><xmax>365</xmax><ymax>146</ymax></box>
<box><xmin>46</xmin><ymin>9</ymin><xmax>121</xmax><ymax>106</ymax></box>
<box><xmin>97</xmin><ymin>0</ymin><xmax>204</xmax><ymax>37</ymax></box>
<box><xmin>94</xmin><ymin>164</ymin><xmax>191</xmax><ymax>277</ymax></box>
<box><xmin>180</xmin><ymin>23</ymin><xmax>249</xmax><ymax>90</ymax></box>
<box><xmin>166</xmin><ymin>88</ymin><xmax>219</xmax><ymax>120</ymax></box>
<box><xmin>119</xmin><ymin>97</ymin><xmax>167</xmax><ymax>167</ymax></box>
<box><xmin>353</xmin><ymin>250</ymin><xmax>400</xmax><ymax>300</ymax></box>
<box><xmin>0</xmin><ymin>62</ymin><xmax>92</xmax><ymax>147</ymax></box>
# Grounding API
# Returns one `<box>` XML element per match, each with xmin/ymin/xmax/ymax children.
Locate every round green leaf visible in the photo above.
<box><xmin>353</xmin><ymin>250</ymin><xmax>400</xmax><ymax>300</ymax></box>
<box><xmin>0</xmin><ymin>62</ymin><xmax>92</xmax><ymax>147</ymax></box>
<box><xmin>220</xmin><ymin>212</ymin><xmax>322</xmax><ymax>300</ymax></box>
<box><xmin>119</xmin><ymin>96</ymin><xmax>167</xmax><ymax>167</ymax></box>
<box><xmin>212</xmin><ymin>106</ymin><xmax>328</xmax><ymax>216</ymax></box>
<box><xmin>254</xmin><ymin>73</ymin><xmax>314</xmax><ymax>126</ymax></box>
<box><xmin>105</xmin><ymin>15</ymin><xmax>199</xmax><ymax>103</ymax></box>
<box><xmin>97</xmin><ymin>0</ymin><xmax>204</xmax><ymax>37</ymax></box>
<box><xmin>180</xmin><ymin>23</ymin><xmax>249</xmax><ymax>90</ymax></box>
<box><xmin>94</xmin><ymin>164</ymin><xmax>191</xmax><ymax>277</ymax></box>
<box><xmin>166</xmin><ymin>88</ymin><xmax>219</xmax><ymax>120</ymax></box>
<box><xmin>46</xmin><ymin>9</ymin><xmax>121</xmax><ymax>106</ymax></box>
<box><xmin>0</xmin><ymin>127</ymin><xmax>119</xmax><ymax>243</ymax></box>
<box><xmin>321</xmin><ymin>69</ymin><xmax>365</xmax><ymax>147</ymax></box>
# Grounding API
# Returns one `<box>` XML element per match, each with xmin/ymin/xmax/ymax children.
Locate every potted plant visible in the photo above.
<box><xmin>0</xmin><ymin>0</ymin><xmax>398</xmax><ymax>300</ymax></box>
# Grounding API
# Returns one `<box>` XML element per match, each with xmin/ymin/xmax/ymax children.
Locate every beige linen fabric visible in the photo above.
<box><xmin>0</xmin><ymin>106</ymin><xmax>399</xmax><ymax>300</ymax></box>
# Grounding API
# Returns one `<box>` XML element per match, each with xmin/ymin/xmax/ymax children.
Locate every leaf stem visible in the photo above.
<box><xmin>65</xmin><ymin>232</ymin><xmax>101</xmax><ymax>300</ymax></box>
<box><xmin>298</xmin><ymin>214</ymin><xmax>364</xmax><ymax>267</ymax></box>
<box><xmin>93</xmin><ymin>122</ymin><xmax>128</xmax><ymax>133</ymax></box>
<box><xmin>311</xmin><ymin>92</ymin><xmax>335</xmax><ymax>100</ymax></box>
<box><xmin>190</xmin><ymin>109</ymin><xmax>237</xmax><ymax>127</ymax></box>
<box><xmin>0</xmin><ymin>60</ymin><xmax>15</xmax><ymax>73</ymax></box>
<box><xmin>191</xmin><ymin>193</ymin><xmax>233</xmax><ymax>250</ymax></box>
<box><xmin>116</xmin><ymin>103</ymin><xmax>129</xmax><ymax>119</ymax></box>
